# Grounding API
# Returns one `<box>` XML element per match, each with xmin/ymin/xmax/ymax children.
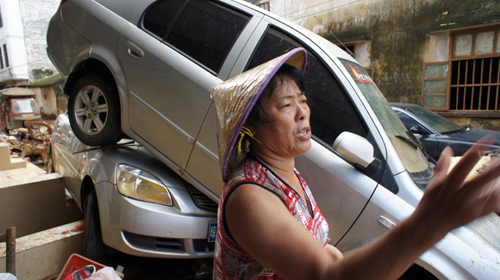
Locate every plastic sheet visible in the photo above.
<box><xmin>0</xmin><ymin>273</ymin><xmax>17</xmax><ymax>280</ymax></box>
<box><xmin>87</xmin><ymin>267</ymin><xmax>121</xmax><ymax>280</ymax></box>
<box><xmin>211</xmin><ymin>48</ymin><xmax>306</xmax><ymax>181</ymax></box>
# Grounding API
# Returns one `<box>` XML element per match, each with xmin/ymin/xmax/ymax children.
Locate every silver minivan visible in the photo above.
<box><xmin>47</xmin><ymin>0</ymin><xmax>500</xmax><ymax>278</ymax></box>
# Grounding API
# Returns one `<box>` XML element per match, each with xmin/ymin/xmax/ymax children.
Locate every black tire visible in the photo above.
<box><xmin>82</xmin><ymin>191</ymin><xmax>108</xmax><ymax>263</ymax></box>
<box><xmin>399</xmin><ymin>265</ymin><xmax>438</xmax><ymax>280</ymax></box>
<box><xmin>68</xmin><ymin>75</ymin><xmax>123</xmax><ymax>146</ymax></box>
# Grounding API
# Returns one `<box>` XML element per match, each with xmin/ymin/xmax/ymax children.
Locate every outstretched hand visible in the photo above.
<box><xmin>414</xmin><ymin>136</ymin><xmax>500</xmax><ymax>237</ymax></box>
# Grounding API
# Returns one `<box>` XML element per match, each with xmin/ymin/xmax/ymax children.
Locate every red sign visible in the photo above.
<box><xmin>349</xmin><ymin>64</ymin><xmax>374</xmax><ymax>84</ymax></box>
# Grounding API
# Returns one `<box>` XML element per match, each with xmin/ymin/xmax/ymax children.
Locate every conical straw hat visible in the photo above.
<box><xmin>211</xmin><ymin>47</ymin><xmax>307</xmax><ymax>182</ymax></box>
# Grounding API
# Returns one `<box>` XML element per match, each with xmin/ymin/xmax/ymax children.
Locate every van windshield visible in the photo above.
<box><xmin>13</xmin><ymin>99</ymin><xmax>38</xmax><ymax>113</ymax></box>
<box><xmin>340</xmin><ymin>59</ymin><xmax>429</xmax><ymax>175</ymax></box>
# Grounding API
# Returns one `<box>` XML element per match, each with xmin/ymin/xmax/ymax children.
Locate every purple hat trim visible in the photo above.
<box><xmin>222</xmin><ymin>47</ymin><xmax>308</xmax><ymax>181</ymax></box>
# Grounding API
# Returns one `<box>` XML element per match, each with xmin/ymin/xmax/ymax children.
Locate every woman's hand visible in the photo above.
<box><xmin>412</xmin><ymin>136</ymin><xmax>500</xmax><ymax>239</ymax></box>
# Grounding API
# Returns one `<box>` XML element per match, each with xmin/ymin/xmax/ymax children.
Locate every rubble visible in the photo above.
<box><xmin>0</xmin><ymin>121</ymin><xmax>52</xmax><ymax>167</ymax></box>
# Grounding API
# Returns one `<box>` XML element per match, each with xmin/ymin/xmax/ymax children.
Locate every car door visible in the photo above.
<box><xmin>117</xmin><ymin>0</ymin><xmax>252</xmax><ymax>169</ymax></box>
<box><xmin>194</xmin><ymin>19</ymin><xmax>387</xmax><ymax>244</ymax></box>
<box><xmin>52</xmin><ymin>113</ymin><xmax>88</xmax><ymax>205</ymax></box>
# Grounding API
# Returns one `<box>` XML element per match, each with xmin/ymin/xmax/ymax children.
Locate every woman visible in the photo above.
<box><xmin>210</xmin><ymin>48</ymin><xmax>500</xmax><ymax>280</ymax></box>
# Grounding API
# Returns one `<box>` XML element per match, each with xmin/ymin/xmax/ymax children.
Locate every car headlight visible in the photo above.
<box><xmin>116</xmin><ymin>164</ymin><xmax>173</xmax><ymax>206</ymax></box>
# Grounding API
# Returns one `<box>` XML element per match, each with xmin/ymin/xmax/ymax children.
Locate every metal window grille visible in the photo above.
<box><xmin>447</xmin><ymin>26</ymin><xmax>500</xmax><ymax>111</ymax></box>
<box><xmin>450</xmin><ymin>58</ymin><xmax>500</xmax><ymax>110</ymax></box>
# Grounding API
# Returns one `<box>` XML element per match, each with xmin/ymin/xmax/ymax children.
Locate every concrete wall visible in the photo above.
<box><xmin>19</xmin><ymin>0</ymin><xmax>60</xmax><ymax>82</ymax></box>
<box><xmin>0</xmin><ymin>173</ymin><xmax>82</xmax><ymax>238</ymax></box>
<box><xmin>31</xmin><ymin>86</ymin><xmax>58</xmax><ymax>119</ymax></box>
<box><xmin>0</xmin><ymin>221</ymin><xmax>84</xmax><ymax>280</ymax></box>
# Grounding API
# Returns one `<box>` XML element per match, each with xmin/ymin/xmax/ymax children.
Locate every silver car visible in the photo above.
<box><xmin>47</xmin><ymin>0</ymin><xmax>500</xmax><ymax>278</ymax></box>
<box><xmin>51</xmin><ymin>113</ymin><xmax>217</xmax><ymax>262</ymax></box>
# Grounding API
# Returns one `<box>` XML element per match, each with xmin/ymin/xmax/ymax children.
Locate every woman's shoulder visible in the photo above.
<box><xmin>226</xmin><ymin>157</ymin><xmax>266</xmax><ymax>184</ymax></box>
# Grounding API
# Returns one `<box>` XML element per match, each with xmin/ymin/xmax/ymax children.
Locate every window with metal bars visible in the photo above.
<box><xmin>450</xmin><ymin>57</ymin><xmax>499</xmax><ymax>110</ymax></box>
<box><xmin>449</xmin><ymin>26</ymin><xmax>500</xmax><ymax>111</ymax></box>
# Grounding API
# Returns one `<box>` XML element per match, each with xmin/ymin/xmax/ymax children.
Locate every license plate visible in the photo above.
<box><xmin>26</xmin><ymin>117</ymin><xmax>32</xmax><ymax>120</ymax></box>
<box><xmin>208</xmin><ymin>221</ymin><xmax>217</xmax><ymax>243</ymax></box>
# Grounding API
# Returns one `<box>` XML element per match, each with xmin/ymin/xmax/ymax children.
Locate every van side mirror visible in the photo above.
<box><xmin>332</xmin><ymin>132</ymin><xmax>374</xmax><ymax>168</ymax></box>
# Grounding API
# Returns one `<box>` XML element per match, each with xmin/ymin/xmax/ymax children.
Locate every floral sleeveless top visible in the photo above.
<box><xmin>213</xmin><ymin>157</ymin><xmax>329</xmax><ymax>280</ymax></box>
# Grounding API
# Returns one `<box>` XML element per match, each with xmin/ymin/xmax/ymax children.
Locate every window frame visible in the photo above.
<box><xmin>3</xmin><ymin>44</ymin><xmax>8</xmax><ymax>68</ymax></box>
<box><xmin>255</xmin><ymin>1</ymin><xmax>269</xmax><ymax>11</ymax></box>
<box><xmin>0</xmin><ymin>49</ymin><xmax>3</xmax><ymax>69</ymax></box>
<box><xmin>422</xmin><ymin>61</ymin><xmax>449</xmax><ymax>110</ymax></box>
<box><xmin>422</xmin><ymin>24</ymin><xmax>500</xmax><ymax>115</ymax></box>
<box><xmin>0</xmin><ymin>5</ymin><xmax>3</xmax><ymax>28</ymax></box>
<box><xmin>139</xmin><ymin>0</ymin><xmax>252</xmax><ymax>76</ymax></box>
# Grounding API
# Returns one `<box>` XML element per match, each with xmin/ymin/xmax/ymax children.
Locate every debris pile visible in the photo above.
<box><xmin>0</xmin><ymin>121</ymin><xmax>52</xmax><ymax>166</ymax></box>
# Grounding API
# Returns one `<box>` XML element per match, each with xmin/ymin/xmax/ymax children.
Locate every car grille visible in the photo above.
<box><xmin>193</xmin><ymin>239</ymin><xmax>215</xmax><ymax>252</ymax></box>
<box><xmin>124</xmin><ymin>231</ymin><xmax>184</xmax><ymax>253</ymax></box>
<box><xmin>185</xmin><ymin>184</ymin><xmax>218</xmax><ymax>212</ymax></box>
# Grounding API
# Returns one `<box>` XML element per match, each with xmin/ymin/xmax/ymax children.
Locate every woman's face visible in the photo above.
<box><xmin>251</xmin><ymin>77</ymin><xmax>311</xmax><ymax>158</ymax></box>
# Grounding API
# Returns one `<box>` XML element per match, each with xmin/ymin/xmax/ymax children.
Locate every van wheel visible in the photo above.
<box><xmin>82</xmin><ymin>191</ymin><xmax>108</xmax><ymax>263</ymax></box>
<box><xmin>68</xmin><ymin>75</ymin><xmax>123</xmax><ymax>146</ymax></box>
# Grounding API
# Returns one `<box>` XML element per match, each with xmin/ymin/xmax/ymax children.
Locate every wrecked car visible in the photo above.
<box><xmin>0</xmin><ymin>88</ymin><xmax>41</xmax><ymax>134</ymax></box>
<box><xmin>51</xmin><ymin>112</ymin><xmax>217</xmax><ymax>262</ymax></box>
<box><xmin>47</xmin><ymin>0</ymin><xmax>500</xmax><ymax>278</ymax></box>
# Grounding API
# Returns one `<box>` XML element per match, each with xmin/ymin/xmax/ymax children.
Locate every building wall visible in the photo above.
<box><xmin>19</xmin><ymin>0</ymin><xmax>60</xmax><ymax>82</ymax></box>
<box><xmin>267</xmin><ymin>0</ymin><xmax>500</xmax><ymax>130</ymax></box>
<box><xmin>0</xmin><ymin>0</ymin><xmax>29</xmax><ymax>86</ymax></box>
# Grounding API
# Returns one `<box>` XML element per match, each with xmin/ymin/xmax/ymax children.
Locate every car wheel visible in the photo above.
<box><xmin>68</xmin><ymin>75</ymin><xmax>123</xmax><ymax>146</ymax></box>
<box><xmin>82</xmin><ymin>191</ymin><xmax>108</xmax><ymax>263</ymax></box>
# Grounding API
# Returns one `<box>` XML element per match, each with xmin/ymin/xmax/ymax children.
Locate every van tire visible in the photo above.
<box><xmin>68</xmin><ymin>75</ymin><xmax>123</xmax><ymax>146</ymax></box>
<box><xmin>398</xmin><ymin>265</ymin><xmax>437</xmax><ymax>280</ymax></box>
<box><xmin>82</xmin><ymin>191</ymin><xmax>108</xmax><ymax>263</ymax></box>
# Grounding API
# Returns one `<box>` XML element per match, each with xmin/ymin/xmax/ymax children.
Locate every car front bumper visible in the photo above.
<box><xmin>96</xmin><ymin>181</ymin><xmax>217</xmax><ymax>259</ymax></box>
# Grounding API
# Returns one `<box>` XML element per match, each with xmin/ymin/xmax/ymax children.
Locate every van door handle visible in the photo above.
<box><xmin>125</xmin><ymin>41</ymin><xmax>144</xmax><ymax>59</ymax></box>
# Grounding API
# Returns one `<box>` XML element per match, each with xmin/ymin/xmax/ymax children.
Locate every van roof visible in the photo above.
<box><xmin>0</xmin><ymin>87</ymin><xmax>35</xmax><ymax>98</ymax></box>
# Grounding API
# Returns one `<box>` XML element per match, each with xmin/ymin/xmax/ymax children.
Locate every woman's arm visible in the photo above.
<box><xmin>225</xmin><ymin>137</ymin><xmax>500</xmax><ymax>280</ymax></box>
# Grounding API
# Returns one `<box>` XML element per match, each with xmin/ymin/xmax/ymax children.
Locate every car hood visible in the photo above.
<box><xmin>444</xmin><ymin>128</ymin><xmax>500</xmax><ymax>149</ymax></box>
<box><xmin>444</xmin><ymin>128</ymin><xmax>500</xmax><ymax>147</ymax></box>
<box><xmin>452</xmin><ymin>213</ymin><xmax>500</xmax><ymax>262</ymax></box>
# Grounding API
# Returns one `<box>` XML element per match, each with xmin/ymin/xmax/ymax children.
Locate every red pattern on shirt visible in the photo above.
<box><xmin>213</xmin><ymin>157</ymin><xmax>329</xmax><ymax>280</ymax></box>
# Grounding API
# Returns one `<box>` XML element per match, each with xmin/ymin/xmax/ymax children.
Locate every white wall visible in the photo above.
<box><xmin>0</xmin><ymin>0</ymin><xmax>29</xmax><ymax>84</ymax></box>
<box><xmin>19</xmin><ymin>0</ymin><xmax>60</xmax><ymax>82</ymax></box>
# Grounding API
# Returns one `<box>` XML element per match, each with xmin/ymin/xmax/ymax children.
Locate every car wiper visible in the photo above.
<box><xmin>396</xmin><ymin>135</ymin><xmax>418</xmax><ymax>149</ymax></box>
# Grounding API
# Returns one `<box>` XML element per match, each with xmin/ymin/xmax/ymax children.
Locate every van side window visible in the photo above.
<box><xmin>142</xmin><ymin>0</ymin><xmax>186</xmax><ymax>39</ymax></box>
<box><xmin>246</xmin><ymin>28</ymin><xmax>367</xmax><ymax>146</ymax></box>
<box><xmin>165</xmin><ymin>0</ymin><xmax>249</xmax><ymax>73</ymax></box>
<box><xmin>395</xmin><ymin>111</ymin><xmax>423</xmax><ymax>132</ymax></box>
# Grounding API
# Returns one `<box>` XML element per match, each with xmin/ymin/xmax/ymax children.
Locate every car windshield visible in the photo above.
<box><xmin>13</xmin><ymin>99</ymin><xmax>38</xmax><ymax>113</ymax></box>
<box><xmin>406</xmin><ymin>106</ymin><xmax>463</xmax><ymax>134</ymax></box>
<box><xmin>340</xmin><ymin>59</ymin><xmax>429</xmax><ymax>175</ymax></box>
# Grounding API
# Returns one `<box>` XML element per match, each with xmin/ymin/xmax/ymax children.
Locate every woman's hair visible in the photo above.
<box><xmin>247</xmin><ymin>63</ymin><xmax>306</xmax><ymax>125</ymax></box>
